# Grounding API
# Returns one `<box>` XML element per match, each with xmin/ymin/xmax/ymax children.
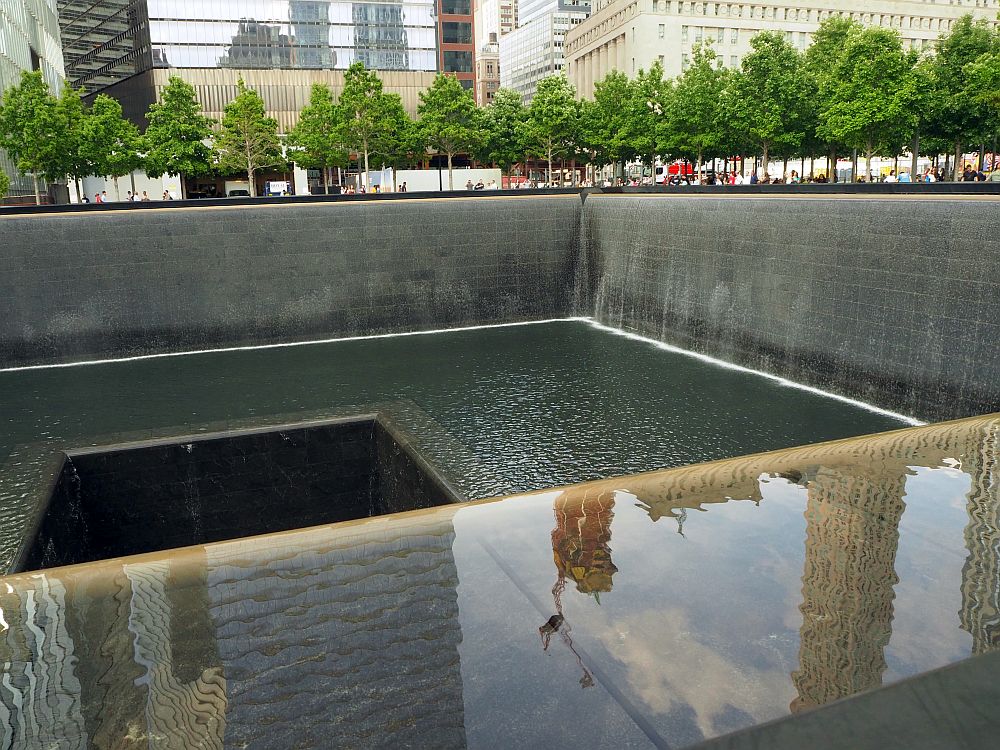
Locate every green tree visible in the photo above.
<box><xmin>0</xmin><ymin>169</ymin><xmax>9</xmax><ymax>200</ymax></box>
<box><xmin>964</xmin><ymin>52</ymin><xmax>1000</xmax><ymax>127</ymax></box>
<box><xmin>805</xmin><ymin>16</ymin><xmax>860</xmax><ymax>179</ymax></box>
<box><xmin>0</xmin><ymin>71</ymin><xmax>67</xmax><ymax>204</ymax></box>
<box><xmin>340</xmin><ymin>62</ymin><xmax>400</xmax><ymax>190</ymax></box>
<box><xmin>81</xmin><ymin>94</ymin><xmax>142</xmax><ymax>201</ymax></box>
<box><xmin>418</xmin><ymin>73</ymin><xmax>481</xmax><ymax>190</ymax></box>
<box><xmin>369</xmin><ymin>92</ymin><xmax>420</xmax><ymax>189</ymax></box>
<box><xmin>525</xmin><ymin>75</ymin><xmax>579</xmax><ymax>184</ymax></box>
<box><xmin>58</xmin><ymin>84</ymin><xmax>91</xmax><ymax>201</ymax></box>
<box><xmin>630</xmin><ymin>61</ymin><xmax>672</xmax><ymax>171</ymax></box>
<box><xmin>821</xmin><ymin>28</ymin><xmax>920</xmax><ymax>180</ymax></box>
<box><xmin>288</xmin><ymin>83</ymin><xmax>348</xmax><ymax>193</ymax></box>
<box><xmin>480</xmin><ymin>88</ymin><xmax>526</xmax><ymax>179</ymax></box>
<box><xmin>143</xmin><ymin>76</ymin><xmax>215</xmax><ymax>199</ymax></box>
<box><xmin>929</xmin><ymin>14</ymin><xmax>998</xmax><ymax>179</ymax></box>
<box><xmin>585</xmin><ymin>71</ymin><xmax>637</xmax><ymax>171</ymax></box>
<box><xmin>216</xmin><ymin>78</ymin><xmax>283</xmax><ymax>197</ymax></box>
<box><xmin>669</xmin><ymin>42</ymin><xmax>727</xmax><ymax>177</ymax></box>
<box><xmin>724</xmin><ymin>32</ymin><xmax>810</xmax><ymax>177</ymax></box>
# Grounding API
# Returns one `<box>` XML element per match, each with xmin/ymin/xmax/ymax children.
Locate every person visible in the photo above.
<box><xmin>922</xmin><ymin>168</ymin><xmax>936</xmax><ymax>183</ymax></box>
<box><xmin>94</xmin><ymin>192</ymin><xmax>103</xmax><ymax>203</ymax></box>
<box><xmin>988</xmin><ymin>165</ymin><xmax>1000</xmax><ymax>182</ymax></box>
<box><xmin>787</xmin><ymin>170</ymin><xmax>800</xmax><ymax>184</ymax></box>
<box><xmin>466</xmin><ymin>179</ymin><xmax>474</xmax><ymax>190</ymax></box>
<box><xmin>749</xmin><ymin>172</ymin><xmax>759</xmax><ymax>185</ymax></box>
<box><xmin>474</xmin><ymin>179</ymin><xmax>485</xmax><ymax>190</ymax></box>
<box><xmin>81</xmin><ymin>194</ymin><xmax>90</xmax><ymax>204</ymax></box>
<box><xmin>101</xmin><ymin>190</ymin><xmax>109</xmax><ymax>202</ymax></box>
<box><xmin>126</xmin><ymin>191</ymin><xmax>134</xmax><ymax>202</ymax></box>
<box><xmin>898</xmin><ymin>170</ymin><xmax>912</xmax><ymax>183</ymax></box>
<box><xmin>962</xmin><ymin>164</ymin><xmax>975</xmax><ymax>182</ymax></box>
<box><xmin>884</xmin><ymin>170</ymin><xmax>897</xmax><ymax>184</ymax></box>
<box><xmin>400</xmin><ymin>182</ymin><xmax>407</xmax><ymax>193</ymax></box>
<box><xmin>141</xmin><ymin>191</ymin><xmax>150</xmax><ymax>201</ymax></box>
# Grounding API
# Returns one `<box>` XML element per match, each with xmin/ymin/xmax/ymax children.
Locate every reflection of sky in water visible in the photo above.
<box><xmin>451</xmin><ymin>456</ymin><xmax>996</xmax><ymax>748</ymax></box>
<box><xmin>888</xmin><ymin>467</ymin><xmax>974</xmax><ymax>676</ymax></box>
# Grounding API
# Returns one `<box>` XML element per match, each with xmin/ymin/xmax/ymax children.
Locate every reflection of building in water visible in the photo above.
<box><xmin>219</xmin><ymin>20</ymin><xmax>296</xmax><ymax>68</ymax></box>
<box><xmin>551</xmin><ymin>492</ymin><xmax>618</xmax><ymax>598</ymax></box>
<box><xmin>205</xmin><ymin>512</ymin><xmax>466</xmax><ymax>747</ymax></box>
<box><xmin>959</xmin><ymin>423</ymin><xmax>1000</xmax><ymax>656</ymax></box>
<box><xmin>540</xmin><ymin>493</ymin><xmax>618</xmax><ymax>688</ymax></box>
<box><xmin>0</xmin><ymin>555</ymin><xmax>224</xmax><ymax>748</ymax></box>
<box><xmin>353</xmin><ymin>2</ymin><xmax>411</xmax><ymax>69</ymax></box>
<box><xmin>0</xmin><ymin>510</ymin><xmax>466</xmax><ymax>747</ymax></box>
<box><xmin>790</xmin><ymin>467</ymin><xmax>906</xmax><ymax>713</ymax></box>
<box><xmin>290</xmin><ymin>1</ymin><xmax>336</xmax><ymax>68</ymax></box>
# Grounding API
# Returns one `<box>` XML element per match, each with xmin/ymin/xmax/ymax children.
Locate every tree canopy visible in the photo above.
<box><xmin>216</xmin><ymin>78</ymin><xmax>284</xmax><ymax>196</ymax></box>
<box><xmin>418</xmin><ymin>73</ymin><xmax>481</xmax><ymax>190</ymax></box>
<box><xmin>81</xmin><ymin>94</ymin><xmax>143</xmax><ymax>200</ymax></box>
<box><xmin>0</xmin><ymin>71</ymin><xmax>68</xmax><ymax>203</ymax></box>
<box><xmin>287</xmin><ymin>83</ymin><xmax>348</xmax><ymax>191</ymax></box>
<box><xmin>525</xmin><ymin>75</ymin><xmax>579</xmax><ymax>183</ymax></box>
<box><xmin>143</xmin><ymin>76</ymin><xmax>215</xmax><ymax>198</ymax></box>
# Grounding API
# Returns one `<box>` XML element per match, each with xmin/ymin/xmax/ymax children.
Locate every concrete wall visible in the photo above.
<box><xmin>579</xmin><ymin>194</ymin><xmax>1000</xmax><ymax>421</ymax></box>
<box><xmin>0</xmin><ymin>195</ymin><xmax>580</xmax><ymax>366</ymax></box>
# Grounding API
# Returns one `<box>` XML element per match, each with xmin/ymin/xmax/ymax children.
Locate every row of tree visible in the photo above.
<box><xmin>1</xmin><ymin>14</ymin><xmax>999</xmax><ymax>202</ymax></box>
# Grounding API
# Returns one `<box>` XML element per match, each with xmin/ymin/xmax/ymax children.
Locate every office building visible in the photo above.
<box><xmin>0</xmin><ymin>0</ymin><xmax>65</xmax><ymax>201</ymax></box>
<box><xmin>57</xmin><ymin>0</ymin><xmax>439</xmax><ymax>98</ymax></box>
<box><xmin>437</xmin><ymin>0</ymin><xmax>476</xmax><ymax>88</ymax></box>
<box><xmin>565</xmin><ymin>0</ymin><xmax>1000</xmax><ymax>99</ymax></box>
<box><xmin>499</xmin><ymin>0</ymin><xmax>590</xmax><ymax>102</ymax></box>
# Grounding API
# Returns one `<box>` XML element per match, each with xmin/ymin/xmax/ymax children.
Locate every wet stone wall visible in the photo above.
<box><xmin>0</xmin><ymin>196</ymin><xmax>580</xmax><ymax>366</ymax></box>
<box><xmin>580</xmin><ymin>195</ymin><xmax>1000</xmax><ymax>421</ymax></box>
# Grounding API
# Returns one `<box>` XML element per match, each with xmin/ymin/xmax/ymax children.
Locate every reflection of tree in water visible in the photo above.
<box><xmin>539</xmin><ymin>493</ymin><xmax>618</xmax><ymax>689</ymax></box>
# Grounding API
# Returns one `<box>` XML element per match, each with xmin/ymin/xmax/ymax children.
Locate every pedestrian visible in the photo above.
<box><xmin>466</xmin><ymin>179</ymin><xmax>474</xmax><ymax>190</ymax></box>
<box><xmin>141</xmin><ymin>191</ymin><xmax>150</xmax><ymax>201</ymax></box>
<box><xmin>101</xmin><ymin>190</ymin><xmax>109</xmax><ymax>202</ymax></box>
<box><xmin>126</xmin><ymin>191</ymin><xmax>134</xmax><ymax>202</ymax></box>
<box><xmin>884</xmin><ymin>170</ymin><xmax>897</xmax><ymax>184</ymax></box>
<box><xmin>898</xmin><ymin>170</ymin><xmax>912</xmax><ymax>183</ymax></box>
<box><xmin>94</xmin><ymin>192</ymin><xmax>103</xmax><ymax>203</ymax></box>
<box><xmin>988</xmin><ymin>164</ymin><xmax>1000</xmax><ymax>182</ymax></box>
<box><xmin>81</xmin><ymin>194</ymin><xmax>90</xmax><ymax>204</ymax></box>
<box><xmin>400</xmin><ymin>182</ymin><xmax>407</xmax><ymax>193</ymax></box>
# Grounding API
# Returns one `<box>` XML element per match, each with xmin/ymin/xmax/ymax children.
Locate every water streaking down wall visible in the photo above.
<box><xmin>0</xmin><ymin>196</ymin><xmax>580</xmax><ymax>365</ymax></box>
<box><xmin>2</xmin><ymin>193</ymin><xmax>998</xmax><ymax>421</ymax></box>
<box><xmin>578</xmin><ymin>195</ymin><xmax>1000</xmax><ymax>421</ymax></box>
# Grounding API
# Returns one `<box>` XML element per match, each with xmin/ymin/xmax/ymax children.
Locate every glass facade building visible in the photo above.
<box><xmin>58</xmin><ymin>0</ymin><xmax>438</xmax><ymax>96</ymax></box>
<box><xmin>0</xmin><ymin>0</ymin><xmax>65</xmax><ymax>199</ymax></box>
<box><xmin>499</xmin><ymin>1</ymin><xmax>588</xmax><ymax>102</ymax></box>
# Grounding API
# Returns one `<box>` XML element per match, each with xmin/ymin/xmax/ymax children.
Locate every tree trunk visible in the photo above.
<box><xmin>113</xmin><ymin>175</ymin><xmax>121</xmax><ymax>201</ymax></box>
<box><xmin>865</xmin><ymin>150</ymin><xmax>872</xmax><ymax>182</ymax></box>
<box><xmin>911</xmin><ymin>134</ymin><xmax>919</xmax><ymax>180</ymax></box>
<box><xmin>828</xmin><ymin>148</ymin><xmax>836</xmax><ymax>182</ymax></box>
<box><xmin>696</xmin><ymin>150</ymin><xmax>703</xmax><ymax>182</ymax></box>
<box><xmin>953</xmin><ymin>140</ymin><xmax>962</xmax><ymax>181</ymax></box>
<box><xmin>249</xmin><ymin>168</ymin><xmax>256</xmax><ymax>197</ymax></box>
<box><xmin>571</xmin><ymin>158</ymin><xmax>577</xmax><ymax>188</ymax></box>
<box><xmin>447</xmin><ymin>151</ymin><xmax>454</xmax><ymax>190</ymax></box>
<box><xmin>32</xmin><ymin>173</ymin><xmax>40</xmax><ymax>205</ymax></box>
<box><xmin>364</xmin><ymin>147</ymin><xmax>371</xmax><ymax>191</ymax></box>
<box><xmin>179</xmin><ymin>178</ymin><xmax>187</xmax><ymax>200</ymax></box>
<box><xmin>322</xmin><ymin>167</ymin><xmax>329</xmax><ymax>194</ymax></box>
<box><xmin>761</xmin><ymin>144</ymin><xmax>769</xmax><ymax>178</ymax></box>
<box><xmin>782</xmin><ymin>156</ymin><xmax>788</xmax><ymax>181</ymax></box>
<box><xmin>74</xmin><ymin>175</ymin><xmax>82</xmax><ymax>204</ymax></box>
<box><xmin>547</xmin><ymin>145</ymin><xmax>553</xmax><ymax>185</ymax></box>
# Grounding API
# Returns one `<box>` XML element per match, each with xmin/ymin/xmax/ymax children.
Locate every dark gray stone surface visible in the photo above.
<box><xmin>0</xmin><ymin>196</ymin><xmax>580</xmax><ymax>365</ymax></box>
<box><xmin>580</xmin><ymin>195</ymin><xmax>1000</xmax><ymax>421</ymax></box>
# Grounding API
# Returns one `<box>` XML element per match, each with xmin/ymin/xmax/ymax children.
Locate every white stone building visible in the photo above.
<box><xmin>565</xmin><ymin>0</ymin><xmax>1000</xmax><ymax>99</ymax></box>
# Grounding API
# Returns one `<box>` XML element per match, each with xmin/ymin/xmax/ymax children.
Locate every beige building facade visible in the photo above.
<box><xmin>565</xmin><ymin>0</ymin><xmax>1000</xmax><ymax>99</ymax></box>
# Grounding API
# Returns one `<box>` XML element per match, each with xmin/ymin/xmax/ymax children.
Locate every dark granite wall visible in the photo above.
<box><xmin>579</xmin><ymin>195</ymin><xmax>1000</xmax><ymax>421</ymax></box>
<box><xmin>18</xmin><ymin>417</ymin><xmax>462</xmax><ymax>571</ymax></box>
<box><xmin>0</xmin><ymin>196</ymin><xmax>580</xmax><ymax>366</ymax></box>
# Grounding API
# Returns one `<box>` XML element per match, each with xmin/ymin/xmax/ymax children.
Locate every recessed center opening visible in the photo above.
<box><xmin>18</xmin><ymin>416</ymin><xmax>462</xmax><ymax>572</ymax></box>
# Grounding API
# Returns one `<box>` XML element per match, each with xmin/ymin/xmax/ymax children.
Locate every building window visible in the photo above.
<box><xmin>443</xmin><ymin>50</ymin><xmax>473</xmax><ymax>72</ymax></box>
<box><xmin>730</xmin><ymin>54</ymin><xmax>737</xmax><ymax>66</ymax></box>
<box><xmin>681</xmin><ymin>25</ymin><xmax>688</xmax><ymax>41</ymax></box>
<box><xmin>717</xmin><ymin>27</ymin><xmax>724</xmax><ymax>42</ymax></box>
<box><xmin>659</xmin><ymin>23</ymin><xmax>666</xmax><ymax>37</ymax></box>
<box><xmin>717</xmin><ymin>55</ymin><xmax>723</xmax><ymax>67</ymax></box>
<box><xmin>731</xmin><ymin>27</ymin><xmax>738</xmax><ymax>43</ymax></box>
<box><xmin>682</xmin><ymin>52</ymin><xmax>690</xmax><ymax>68</ymax></box>
<box><xmin>659</xmin><ymin>54</ymin><xmax>665</xmax><ymax>64</ymax></box>
<box><xmin>442</xmin><ymin>21</ymin><xmax>472</xmax><ymax>44</ymax></box>
<box><xmin>440</xmin><ymin>0</ymin><xmax>472</xmax><ymax>13</ymax></box>
<box><xmin>694</xmin><ymin>26</ymin><xmax>702</xmax><ymax>41</ymax></box>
